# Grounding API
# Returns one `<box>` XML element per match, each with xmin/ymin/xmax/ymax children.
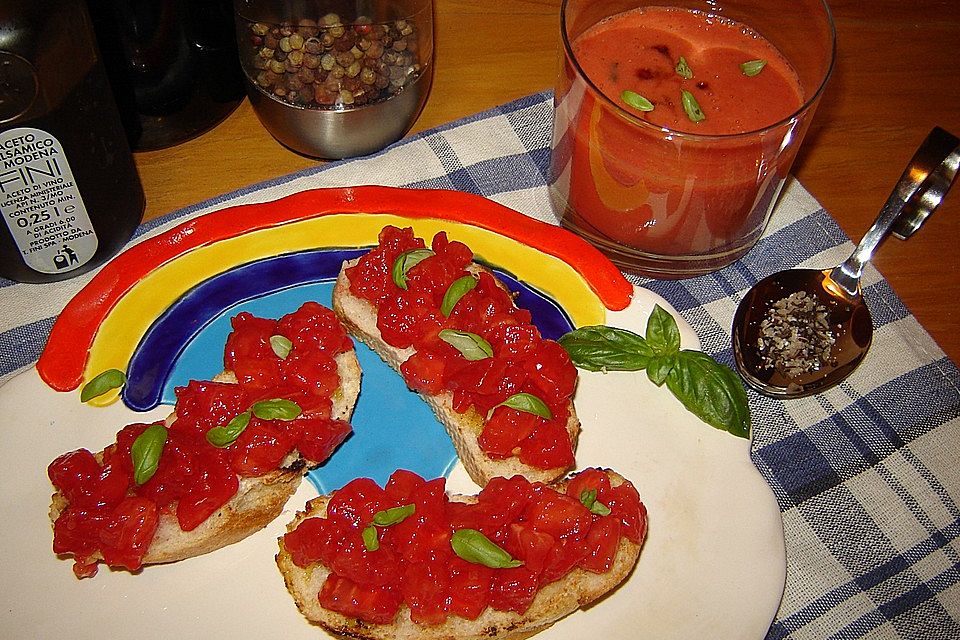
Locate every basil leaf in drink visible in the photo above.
<box><xmin>252</xmin><ymin>398</ymin><xmax>302</xmax><ymax>420</ymax></box>
<box><xmin>579</xmin><ymin>489</ymin><xmax>612</xmax><ymax>516</ymax></box>
<box><xmin>666</xmin><ymin>350</ymin><xmax>751</xmax><ymax>439</ymax></box>
<box><xmin>372</xmin><ymin>503</ymin><xmax>416</xmax><ymax>527</ymax></box>
<box><xmin>439</xmin><ymin>329</ymin><xmax>493</xmax><ymax>361</ymax></box>
<box><xmin>440</xmin><ymin>275</ymin><xmax>478</xmax><ymax>317</ymax></box>
<box><xmin>131</xmin><ymin>423</ymin><xmax>167</xmax><ymax>485</ymax></box>
<box><xmin>645</xmin><ymin>305</ymin><xmax>681</xmax><ymax>356</ymax></box>
<box><xmin>270</xmin><ymin>335</ymin><xmax>293</xmax><ymax>359</ymax></box>
<box><xmin>740</xmin><ymin>59</ymin><xmax>767</xmax><ymax>77</ymax></box>
<box><xmin>80</xmin><ymin>368</ymin><xmax>127</xmax><ymax>403</ymax></box>
<box><xmin>451</xmin><ymin>529</ymin><xmax>523</xmax><ymax>568</ymax></box>
<box><xmin>391</xmin><ymin>248</ymin><xmax>435</xmax><ymax>290</ymax></box>
<box><xmin>487</xmin><ymin>392</ymin><xmax>552</xmax><ymax>420</ymax></box>
<box><xmin>675</xmin><ymin>56</ymin><xmax>693</xmax><ymax>79</ymax></box>
<box><xmin>558</xmin><ymin>325</ymin><xmax>653</xmax><ymax>372</ymax></box>
<box><xmin>621</xmin><ymin>90</ymin><xmax>655</xmax><ymax>112</ymax></box>
<box><xmin>681</xmin><ymin>89</ymin><xmax>706</xmax><ymax>122</ymax></box>
<box><xmin>362</xmin><ymin>525</ymin><xmax>380</xmax><ymax>551</ymax></box>
<box><xmin>206</xmin><ymin>411</ymin><xmax>252</xmax><ymax>448</ymax></box>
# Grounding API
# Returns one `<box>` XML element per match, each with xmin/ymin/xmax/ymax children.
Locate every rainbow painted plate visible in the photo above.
<box><xmin>0</xmin><ymin>187</ymin><xmax>785</xmax><ymax>639</ymax></box>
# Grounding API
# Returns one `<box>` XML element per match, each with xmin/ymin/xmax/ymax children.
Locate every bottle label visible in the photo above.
<box><xmin>0</xmin><ymin>127</ymin><xmax>99</xmax><ymax>274</ymax></box>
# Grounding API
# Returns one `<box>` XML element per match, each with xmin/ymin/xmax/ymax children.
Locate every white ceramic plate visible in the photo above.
<box><xmin>0</xmin><ymin>188</ymin><xmax>784</xmax><ymax>639</ymax></box>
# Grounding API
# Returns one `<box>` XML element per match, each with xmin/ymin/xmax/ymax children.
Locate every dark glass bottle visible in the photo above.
<box><xmin>0</xmin><ymin>0</ymin><xmax>146</xmax><ymax>284</ymax></box>
<box><xmin>86</xmin><ymin>0</ymin><xmax>245</xmax><ymax>151</ymax></box>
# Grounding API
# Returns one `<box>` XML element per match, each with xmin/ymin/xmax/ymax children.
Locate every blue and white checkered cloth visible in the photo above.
<box><xmin>2</xmin><ymin>92</ymin><xmax>958</xmax><ymax>639</ymax></box>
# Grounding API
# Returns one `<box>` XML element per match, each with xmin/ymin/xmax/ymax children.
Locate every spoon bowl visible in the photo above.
<box><xmin>732</xmin><ymin>126</ymin><xmax>960</xmax><ymax>398</ymax></box>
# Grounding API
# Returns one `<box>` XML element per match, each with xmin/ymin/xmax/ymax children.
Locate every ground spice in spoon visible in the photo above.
<box><xmin>757</xmin><ymin>291</ymin><xmax>836</xmax><ymax>378</ymax></box>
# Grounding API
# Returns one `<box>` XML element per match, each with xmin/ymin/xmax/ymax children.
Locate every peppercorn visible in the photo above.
<box><xmin>757</xmin><ymin>291</ymin><xmax>837</xmax><ymax>378</ymax></box>
<box><xmin>241</xmin><ymin>14</ymin><xmax>423</xmax><ymax>111</ymax></box>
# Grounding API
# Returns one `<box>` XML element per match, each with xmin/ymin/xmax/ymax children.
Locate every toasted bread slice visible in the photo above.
<box><xmin>49</xmin><ymin>348</ymin><xmax>361</xmax><ymax>571</ymax></box>
<box><xmin>276</xmin><ymin>469</ymin><xmax>645</xmax><ymax>640</ymax></box>
<box><xmin>333</xmin><ymin>258</ymin><xmax>579</xmax><ymax>486</ymax></box>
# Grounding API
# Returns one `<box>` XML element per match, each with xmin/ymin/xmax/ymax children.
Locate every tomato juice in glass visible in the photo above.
<box><xmin>549</xmin><ymin>1</ymin><xmax>836</xmax><ymax>277</ymax></box>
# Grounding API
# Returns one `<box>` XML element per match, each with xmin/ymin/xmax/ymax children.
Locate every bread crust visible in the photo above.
<box><xmin>49</xmin><ymin>348</ymin><xmax>361</xmax><ymax>569</ymax></box>
<box><xmin>276</xmin><ymin>470</ymin><xmax>643</xmax><ymax>640</ymax></box>
<box><xmin>332</xmin><ymin>258</ymin><xmax>579</xmax><ymax>486</ymax></box>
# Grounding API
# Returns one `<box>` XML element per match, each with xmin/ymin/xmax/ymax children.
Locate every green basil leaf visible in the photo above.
<box><xmin>740</xmin><ymin>59</ymin><xmax>767</xmax><ymax>77</ymax></box>
<box><xmin>251</xmin><ymin>398</ymin><xmax>302</xmax><ymax>421</ymax></box>
<box><xmin>451</xmin><ymin>529</ymin><xmax>523</xmax><ymax>568</ymax></box>
<box><xmin>579</xmin><ymin>489</ymin><xmax>611</xmax><ymax>516</ymax></box>
<box><xmin>645</xmin><ymin>304</ymin><xmax>681</xmax><ymax>356</ymax></box>
<box><xmin>270</xmin><ymin>335</ymin><xmax>293</xmax><ymax>359</ymax></box>
<box><xmin>206</xmin><ymin>411</ymin><xmax>252</xmax><ymax>448</ymax></box>
<box><xmin>80</xmin><ymin>368</ymin><xmax>127</xmax><ymax>402</ymax></box>
<box><xmin>391</xmin><ymin>248</ymin><xmax>435</xmax><ymax>290</ymax></box>
<box><xmin>646</xmin><ymin>354</ymin><xmax>676</xmax><ymax>386</ymax></box>
<box><xmin>675</xmin><ymin>56</ymin><xmax>693</xmax><ymax>79</ymax></box>
<box><xmin>131</xmin><ymin>423</ymin><xmax>167</xmax><ymax>485</ymax></box>
<box><xmin>487</xmin><ymin>392</ymin><xmax>552</xmax><ymax>421</ymax></box>
<box><xmin>666</xmin><ymin>351</ymin><xmax>751</xmax><ymax>439</ymax></box>
<box><xmin>440</xmin><ymin>275</ymin><xmax>478</xmax><ymax>317</ymax></box>
<box><xmin>621</xmin><ymin>90</ymin><xmax>655</xmax><ymax>112</ymax></box>
<box><xmin>373</xmin><ymin>503</ymin><xmax>416</xmax><ymax>527</ymax></box>
<box><xmin>681</xmin><ymin>89</ymin><xmax>706</xmax><ymax>122</ymax></box>
<box><xmin>558</xmin><ymin>325</ymin><xmax>653</xmax><ymax>372</ymax></box>
<box><xmin>362</xmin><ymin>525</ymin><xmax>380</xmax><ymax>551</ymax></box>
<box><xmin>439</xmin><ymin>329</ymin><xmax>493</xmax><ymax>361</ymax></box>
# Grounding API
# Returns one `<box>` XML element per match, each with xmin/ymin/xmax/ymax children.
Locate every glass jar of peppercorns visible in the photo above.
<box><xmin>234</xmin><ymin>0</ymin><xmax>433</xmax><ymax>159</ymax></box>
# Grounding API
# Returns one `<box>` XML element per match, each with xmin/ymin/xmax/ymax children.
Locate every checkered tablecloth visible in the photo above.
<box><xmin>2</xmin><ymin>92</ymin><xmax>958</xmax><ymax>639</ymax></box>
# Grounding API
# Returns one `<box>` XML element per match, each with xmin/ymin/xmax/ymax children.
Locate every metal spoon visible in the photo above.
<box><xmin>732</xmin><ymin>126</ymin><xmax>960</xmax><ymax>398</ymax></box>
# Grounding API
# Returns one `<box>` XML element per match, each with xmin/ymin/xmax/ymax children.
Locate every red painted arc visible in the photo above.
<box><xmin>36</xmin><ymin>186</ymin><xmax>633</xmax><ymax>392</ymax></box>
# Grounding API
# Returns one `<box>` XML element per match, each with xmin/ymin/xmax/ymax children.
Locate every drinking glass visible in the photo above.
<box><xmin>549</xmin><ymin>0</ymin><xmax>836</xmax><ymax>278</ymax></box>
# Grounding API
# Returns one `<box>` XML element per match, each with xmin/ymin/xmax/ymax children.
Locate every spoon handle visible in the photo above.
<box><xmin>829</xmin><ymin>127</ymin><xmax>960</xmax><ymax>296</ymax></box>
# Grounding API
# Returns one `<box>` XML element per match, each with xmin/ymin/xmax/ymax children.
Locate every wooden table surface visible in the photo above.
<box><xmin>132</xmin><ymin>0</ymin><xmax>960</xmax><ymax>364</ymax></box>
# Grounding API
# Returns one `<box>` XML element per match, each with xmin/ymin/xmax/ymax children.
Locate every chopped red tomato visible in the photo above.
<box><xmin>345</xmin><ymin>226</ymin><xmax>579</xmax><ymax>471</ymax></box>
<box><xmin>48</xmin><ymin>301</ymin><xmax>355</xmax><ymax>578</ymax></box>
<box><xmin>319</xmin><ymin>574</ymin><xmax>403</xmax><ymax>625</ymax></box>
<box><xmin>283</xmin><ymin>470</ymin><xmax>646</xmax><ymax>626</ymax></box>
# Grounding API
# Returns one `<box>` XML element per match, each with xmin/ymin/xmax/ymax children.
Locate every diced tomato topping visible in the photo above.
<box><xmin>48</xmin><ymin>302</ymin><xmax>355</xmax><ymax>577</ymax></box>
<box><xmin>579</xmin><ymin>514</ymin><xmax>622</xmax><ymax>573</ymax></box>
<box><xmin>172</xmin><ymin>381</ymin><xmax>249</xmax><ymax>437</ymax></box>
<box><xmin>517</xmin><ymin>420</ymin><xmax>575</xmax><ymax>470</ymax></box>
<box><xmin>283</xmin><ymin>516</ymin><xmax>337</xmax><ymax>568</ymax></box>
<box><xmin>175</xmin><ymin>452</ymin><xmax>239</xmax><ymax>531</ymax></box>
<box><xmin>400</xmin><ymin>559</ymin><xmax>451</xmax><ymax>625</ymax></box>
<box><xmin>277</xmin><ymin>301</ymin><xmax>353</xmax><ymax>355</ymax></box>
<box><xmin>522</xmin><ymin>491</ymin><xmax>593</xmax><ymax>543</ymax></box>
<box><xmin>447</xmin><ymin>557</ymin><xmax>492</xmax><ymax>620</ymax></box>
<box><xmin>228</xmin><ymin>420</ymin><xmax>297</xmax><ymax>477</ymax></box>
<box><xmin>345</xmin><ymin>226</ymin><xmax>579</xmax><ymax>471</ymax></box>
<box><xmin>279</xmin><ymin>348</ymin><xmax>341</xmax><ymax>399</ymax></box>
<box><xmin>605</xmin><ymin>481</ymin><xmax>648</xmax><ymax>544</ymax></box>
<box><xmin>319</xmin><ymin>574</ymin><xmax>403</xmax><ymax>625</ymax></box>
<box><xmin>506</xmin><ymin>522</ymin><xmax>556</xmax><ymax>577</ymax></box>
<box><xmin>478</xmin><ymin>408</ymin><xmax>540</xmax><ymax>459</ymax></box>
<box><xmin>294</xmin><ymin>416</ymin><xmax>352</xmax><ymax>464</ymax></box>
<box><xmin>327</xmin><ymin>477</ymin><xmax>391</xmax><ymax>528</ymax></box>
<box><xmin>328</xmin><ymin>528</ymin><xmax>402</xmax><ymax>589</ymax></box>
<box><xmin>564</xmin><ymin>467</ymin><xmax>613</xmax><ymax>504</ymax></box>
<box><xmin>282</xmin><ymin>470</ymin><xmax>647</xmax><ymax>626</ymax></box>
<box><xmin>400</xmin><ymin>350</ymin><xmax>447</xmax><ymax>395</ymax></box>
<box><xmin>48</xmin><ymin>448</ymin><xmax>129</xmax><ymax>508</ymax></box>
<box><xmin>487</xmin><ymin>566</ymin><xmax>539</xmax><ymax>614</ymax></box>
<box><xmin>384</xmin><ymin>468</ymin><xmax>428</xmax><ymax>501</ymax></box>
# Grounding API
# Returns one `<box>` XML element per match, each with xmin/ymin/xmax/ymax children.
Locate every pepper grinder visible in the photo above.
<box><xmin>0</xmin><ymin>0</ymin><xmax>145</xmax><ymax>283</ymax></box>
